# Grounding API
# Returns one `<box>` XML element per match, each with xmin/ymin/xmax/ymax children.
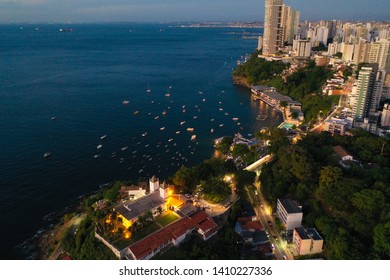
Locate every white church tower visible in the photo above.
<box><xmin>149</xmin><ymin>175</ymin><xmax>159</xmax><ymax>193</ymax></box>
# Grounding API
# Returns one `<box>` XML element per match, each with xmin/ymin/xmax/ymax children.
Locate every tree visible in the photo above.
<box><xmin>351</xmin><ymin>189</ymin><xmax>386</xmax><ymax>216</ymax></box>
<box><xmin>319</xmin><ymin>166</ymin><xmax>343</xmax><ymax>188</ymax></box>
<box><xmin>373</xmin><ymin>223</ymin><xmax>390</xmax><ymax>258</ymax></box>
<box><xmin>280</xmin><ymin>101</ymin><xmax>288</xmax><ymax>108</ymax></box>
<box><xmin>291</xmin><ymin>111</ymin><xmax>299</xmax><ymax>119</ymax></box>
<box><xmin>335</xmin><ymin>52</ymin><xmax>343</xmax><ymax>59</ymax></box>
<box><xmin>215</xmin><ymin>136</ymin><xmax>233</xmax><ymax>154</ymax></box>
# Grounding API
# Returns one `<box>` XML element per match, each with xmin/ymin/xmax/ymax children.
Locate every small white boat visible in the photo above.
<box><xmin>219</xmin><ymin>124</ymin><xmax>224</xmax><ymax>127</ymax></box>
<box><xmin>51</xmin><ymin>117</ymin><xmax>56</xmax><ymax>121</ymax></box>
<box><xmin>180</xmin><ymin>121</ymin><xmax>186</xmax><ymax>125</ymax></box>
<box><xmin>43</xmin><ymin>152</ymin><xmax>51</xmax><ymax>158</ymax></box>
<box><xmin>162</xmin><ymin>111</ymin><xmax>167</xmax><ymax>115</ymax></box>
<box><xmin>176</xmin><ymin>131</ymin><xmax>181</xmax><ymax>134</ymax></box>
<box><xmin>191</xmin><ymin>135</ymin><xmax>196</xmax><ymax>140</ymax></box>
<box><xmin>168</xmin><ymin>138</ymin><xmax>174</xmax><ymax>142</ymax></box>
<box><xmin>94</xmin><ymin>154</ymin><xmax>100</xmax><ymax>159</ymax></box>
<box><xmin>123</xmin><ymin>100</ymin><xmax>130</xmax><ymax>105</ymax></box>
<box><xmin>219</xmin><ymin>108</ymin><xmax>223</xmax><ymax>111</ymax></box>
<box><xmin>146</xmin><ymin>83</ymin><xmax>151</xmax><ymax>93</ymax></box>
<box><xmin>155</xmin><ymin>116</ymin><xmax>160</xmax><ymax>120</ymax></box>
<box><xmin>211</xmin><ymin>118</ymin><xmax>215</xmax><ymax>121</ymax></box>
<box><xmin>97</xmin><ymin>144</ymin><xmax>103</xmax><ymax>149</ymax></box>
<box><xmin>187</xmin><ymin>127</ymin><xmax>194</xmax><ymax>132</ymax></box>
<box><xmin>160</xmin><ymin>127</ymin><xmax>165</xmax><ymax>131</ymax></box>
<box><xmin>210</xmin><ymin>129</ymin><xmax>214</xmax><ymax>133</ymax></box>
<box><xmin>202</xmin><ymin>98</ymin><xmax>206</xmax><ymax>102</ymax></box>
<box><xmin>133</xmin><ymin>111</ymin><xmax>139</xmax><ymax>115</ymax></box>
<box><xmin>232</xmin><ymin>118</ymin><xmax>239</xmax><ymax>121</ymax></box>
<box><xmin>100</xmin><ymin>135</ymin><xmax>107</xmax><ymax>140</ymax></box>
<box><xmin>193</xmin><ymin>116</ymin><xmax>198</xmax><ymax>119</ymax></box>
<box><xmin>121</xmin><ymin>146</ymin><xmax>128</xmax><ymax>151</ymax></box>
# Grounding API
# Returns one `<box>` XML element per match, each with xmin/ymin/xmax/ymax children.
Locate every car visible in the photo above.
<box><xmin>271</xmin><ymin>243</ymin><xmax>275</xmax><ymax>250</ymax></box>
<box><xmin>283</xmin><ymin>255</ymin><xmax>287</xmax><ymax>260</ymax></box>
<box><xmin>260</xmin><ymin>204</ymin><xmax>264</xmax><ymax>208</ymax></box>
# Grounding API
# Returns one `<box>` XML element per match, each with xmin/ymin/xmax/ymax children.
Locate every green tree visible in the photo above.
<box><xmin>373</xmin><ymin>223</ymin><xmax>390</xmax><ymax>258</ymax></box>
<box><xmin>351</xmin><ymin>189</ymin><xmax>386</xmax><ymax>216</ymax></box>
<box><xmin>319</xmin><ymin>166</ymin><xmax>343</xmax><ymax>188</ymax></box>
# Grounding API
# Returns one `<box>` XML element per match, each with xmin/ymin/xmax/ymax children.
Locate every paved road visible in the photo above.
<box><xmin>247</xmin><ymin>185</ymin><xmax>294</xmax><ymax>260</ymax></box>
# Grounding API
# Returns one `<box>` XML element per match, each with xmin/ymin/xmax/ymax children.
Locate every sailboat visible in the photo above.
<box><xmin>165</xmin><ymin>87</ymin><xmax>171</xmax><ymax>97</ymax></box>
<box><xmin>146</xmin><ymin>83</ymin><xmax>151</xmax><ymax>93</ymax></box>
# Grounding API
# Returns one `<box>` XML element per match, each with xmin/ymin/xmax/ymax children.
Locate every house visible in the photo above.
<box><xmin>332</xmin><ymin>145</ymin><xmax>360</xmax><ymax>168</ymax></box>
<box><xmin>276</xmin><ymin>199</ymin><xmax>303</xmax><ymax>230</ymax></box>
<box><xmin>293</xmin><ymin>227</ymin><xmax>323</xmax><ymax>256</ymax></box>
<box><xmin>125</xmin><ymin>210</ymin><xmax>219</xmax><ymax>260</ymax></box>
<box><xmin>235</xmin><ymin>217</ymin><xmax>268</xmax><ymax>246</ymax></box>
<box><xmin>114</xmin><ymin>176</ymin><xmax>172</xmax><ymax>228</ymax></box>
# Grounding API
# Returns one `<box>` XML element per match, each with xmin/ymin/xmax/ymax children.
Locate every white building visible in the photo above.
<box><xmin>381</xmin><ymin>103</ymin><xmax>390</xmax><ymax>127</ymax></box>
<box><xmin>263</xmin><ymin>0</ymin><xmax>285</xmax><ymax>56</ymax></box>
<box><xmin>292</xmin><ymin>39</ymin><xmax>311</xmax><ymax>58</ymax></box>
<box><xmin>369</xmin><ymin>39</ymin><xmax>390</xmax><ymax>71</ymax></box>
<box><xmin>276</xmin><ymin>199</ymin><xmax>303</xmax><ymax>230</ymax></box>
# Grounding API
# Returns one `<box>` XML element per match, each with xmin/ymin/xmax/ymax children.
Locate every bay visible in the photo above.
<box><xmin>0</xmin><ymin>23</ymin><xmax>282</xmax><ymax>259</ymax></box>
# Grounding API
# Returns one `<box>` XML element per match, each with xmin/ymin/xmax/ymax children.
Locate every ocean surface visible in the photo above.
<box><xmin>0</xmin><ymin>23</ymin><xmax>282</xmax><ymax>259</ymax></box>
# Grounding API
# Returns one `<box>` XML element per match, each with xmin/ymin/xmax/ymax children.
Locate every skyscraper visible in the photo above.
<box><xmin>350</xmin><ymin>64</ymin><xmax>382</xmax><ymax>120</ymax></box>
<box><xmin>368</xmin><ymin>39</ymin><xmax>390</xmax><ymax>72</ymax></box>
<box><xmin>263</xmin><ymin>0</ymin><xmax>284</xmax><ymax>56</ymax></box>
<box><xmin>285</xmin><ymin>7</ymin><xmax>300</xmax><ymax>45</ymax></box>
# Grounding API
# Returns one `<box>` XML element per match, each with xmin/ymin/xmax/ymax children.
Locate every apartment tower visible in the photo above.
<box><xmin>263</xmin><ymin>0</ymin><xmax>285</xmax><ymax>56</ymax></box>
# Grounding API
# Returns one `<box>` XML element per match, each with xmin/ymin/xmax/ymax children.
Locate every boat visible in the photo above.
<box><xmin>224</xmin><ymin>112</ymin><xmax>229</xmax><ymax>116</ymax></box>
<box><xmin>142</xmin><ymin>132</ymin><xmax>148</xmax><ymax>137</ymax></box>
<box><xmin>219</xmin><ymin>124</ymin><xmax>224</xmax><ymax>127</ymax></box>
<box><xmin>100</xmin><ymin>135</ymin><xmax>107</xmax><ymax>140</ymax></box>
<box><xmin>43</xmin><ymin>152</ymin><xmax>51</xmax><ymax>158</ymax></box>
<box><xmin>134</xmin><ymin>111</ymin><xmax>139</xmax><ymax>115</ymax></box>
<box><xmin>180</xmin><ymin>121</ymin><xmax>186</xmax><ymax>125</ymax></box>
<box><xmin>59</xmin><ymin>28</ymin><xmax>73</xmax><ymax>32</ymax></box>
<box><xmin>202</xmin><ymin>98</ymin><xmax>206</xmax><ymax>102</ymax></box>
<box><xmin>165</xmin><ymin>93</ymin><xmax>171</xmax><ymax>97</ymax></box>
<box><xmin>97</xmin><ymin>144</ymin><xmax>103</xmax><ymax>149</ymax></box>
<box><xmin>160</xmin><ymin>127</ymin><xmax>165</xmax><ymax>131</ymax></box>
<box><xmin>121</xmin><ymin>146</ymin><xmax>128</xmax><ymax>151</ymax></box>
<box><xmin>211</xmin><ymin>118</ymin><xmax>215</xmax><ymax>121</ymax></box>
<box><xmin>146</xmin><ymin>83</ymin><xmax>151</xmax><ymax>93</ymax></box>
<box><xmin>187</xmin><ymin>127</ymin><xmax>194</xmax><ymax>132</ymax></box>
<box><xmin>193</xmin><ymin>116</ymin><xmax>198</xmax><ymax>119</ymax></box>
<box><xmin>168</xmin><ymin>138</ymin><xmax>174</xmax><ymax>142</ymax></box>
<box><xmin>123</xmin><ymin>100</ymin><xmax>130</xmax><ymax>105</ymax></box>
<box><xmin>155</xmin><ymin>116</ymin><xmax>160</xmax><ymax>120</ymax></box>
<box><xmin>210</xmin><ymin>129</ymin><xmax>214</xmax><ymax>133</ymax></box>
<box><xmin>232</xmin><ymin>117</ymin><xmax>239</xmax><ymax>121</ymax></box>
<box><xmin>162</xmin><ymin>111</ymin><xmax>167</xmax><ymax>115</ymax></box>
<box><xmin>94</xmin><ymin>155</ymin><xmax>100</xmax><ymax>159</ymax></box>
<box><xmin>219</xmin><ymin>108</ymin><xmax>223</xmax><ymax>111</ymax></box>
<box><xmin>176</xmin><ymin>131</ymin><xmax>181</xmax><ymax>134</ymax></box>
<box><xmin>51</xmin><ymin>117</ymin><xmax>56</xmax><ymax>121</ymax></box>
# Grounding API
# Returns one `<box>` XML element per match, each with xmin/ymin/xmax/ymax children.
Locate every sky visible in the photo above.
<box><xmin>0</xmin><ymin>0</ymin><xmax>388</xmax><ymax>23</ymax></box>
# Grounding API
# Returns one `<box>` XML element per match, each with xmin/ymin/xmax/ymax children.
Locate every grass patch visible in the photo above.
<box><xmin>155</xmin><ymin>211</ymin><xmax>180</xmax><ymax>227</ymax></box>
<box><xmin>131</xmin><ymin>222</ymin><xmax>161</xmax><ymax>242</ymax></box>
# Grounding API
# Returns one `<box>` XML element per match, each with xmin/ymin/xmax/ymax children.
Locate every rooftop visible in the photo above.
<box><xmin>128</xmin><ymin>210</ymin><xmax>218</xmax><ymax>260</ymax></box>
<box><xmin>332</xmin><ymin>145</ymin><xmax>352</xmax><ymax>159</ymax></box>
<box><xmin>278</xmin><ymin>198</ymin><xmax>302</xmax><ymax>214</ymax></box>
<box><xmin>295</xmin><ymin>227</ymin><xmax>323</xmax><ymax>241</ymax></box>
<box><xmin>115</xmin><ymin>191</ymin><xmax>164</xmax><ymax>221</ymax></box>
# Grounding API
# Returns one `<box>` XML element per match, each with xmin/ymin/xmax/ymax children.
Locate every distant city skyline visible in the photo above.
<box><xmin>0</xmin><ymin>0</ymin><xmax>389</xmax><ymax>23</ymax></box>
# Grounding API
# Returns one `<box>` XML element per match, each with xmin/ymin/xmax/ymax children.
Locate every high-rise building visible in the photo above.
<box><xmin>315</xmin><ymin>26</ymin><xmax>329</xmax><ymax>45</ymax></box>
<box><xmin>350</xmin><ymin>64</ymin><xmax>381</xmax><ymax>120</ymax></box>
<box><xmin>368</xmin><ymin>39</ymin><xmax>390</xmax><ymax>71</ymax></box>
<box><xmin>263</xmin><ymin>0</ymin><xmax>285</xmax><ymax>56</ymax></box>
<box><xmin>285</xmin><ymin>7</ymin><xmax>300</xmax><ymax>45</ymax></box>
<box><xmin>381</xmin><ymin>103</ymin><xmax>390</xmax><ymax>127</ymax></box>
<box><xmin>292</xmin><ymin>39</ymin><xmax>311</xmax><ymax>58</ymax></box>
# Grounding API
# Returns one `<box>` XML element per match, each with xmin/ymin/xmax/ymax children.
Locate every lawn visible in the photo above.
<box><xmin>155</xmin><ymin>211</ymin><xmax>180</xmax><ymax>227</ymax></box>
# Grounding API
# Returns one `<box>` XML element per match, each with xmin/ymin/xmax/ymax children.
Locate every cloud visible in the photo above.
<box><xmin>0</xmin><ymin>0</ymin><xmax>48</xmax><ymax>4</ymax></box>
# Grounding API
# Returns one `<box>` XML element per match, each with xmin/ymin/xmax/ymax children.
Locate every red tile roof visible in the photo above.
<box><xmin>237</xmin><ymin>217</ymin><xmax>263</xmax><ymax>231</ymax></box>
<box><xmin>128</xmin><ymin>211</ymin><xmax>218</xmax><ymax>260</ymax></box>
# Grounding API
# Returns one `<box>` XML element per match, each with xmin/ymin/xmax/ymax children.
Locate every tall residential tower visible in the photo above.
<box><xmin>263</xmin><ymin>0</ymin><xmax>285</xmax><ymax>56</ymax></box>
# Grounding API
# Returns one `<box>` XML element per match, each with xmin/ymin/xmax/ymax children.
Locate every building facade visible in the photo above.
<box><xmin>276</xmin><ymin>198</ymin><xmax>303</xmax><ymax>230</ymax></box>
<box><xmin>263</xmin><ymin>0</ymin><xmax>285</xmax><ymax>56</ymax></box>
<box><xmin>293</xmin><ymin>227</ymin><xmax>323</xmax><ymax>256</ymax></box>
